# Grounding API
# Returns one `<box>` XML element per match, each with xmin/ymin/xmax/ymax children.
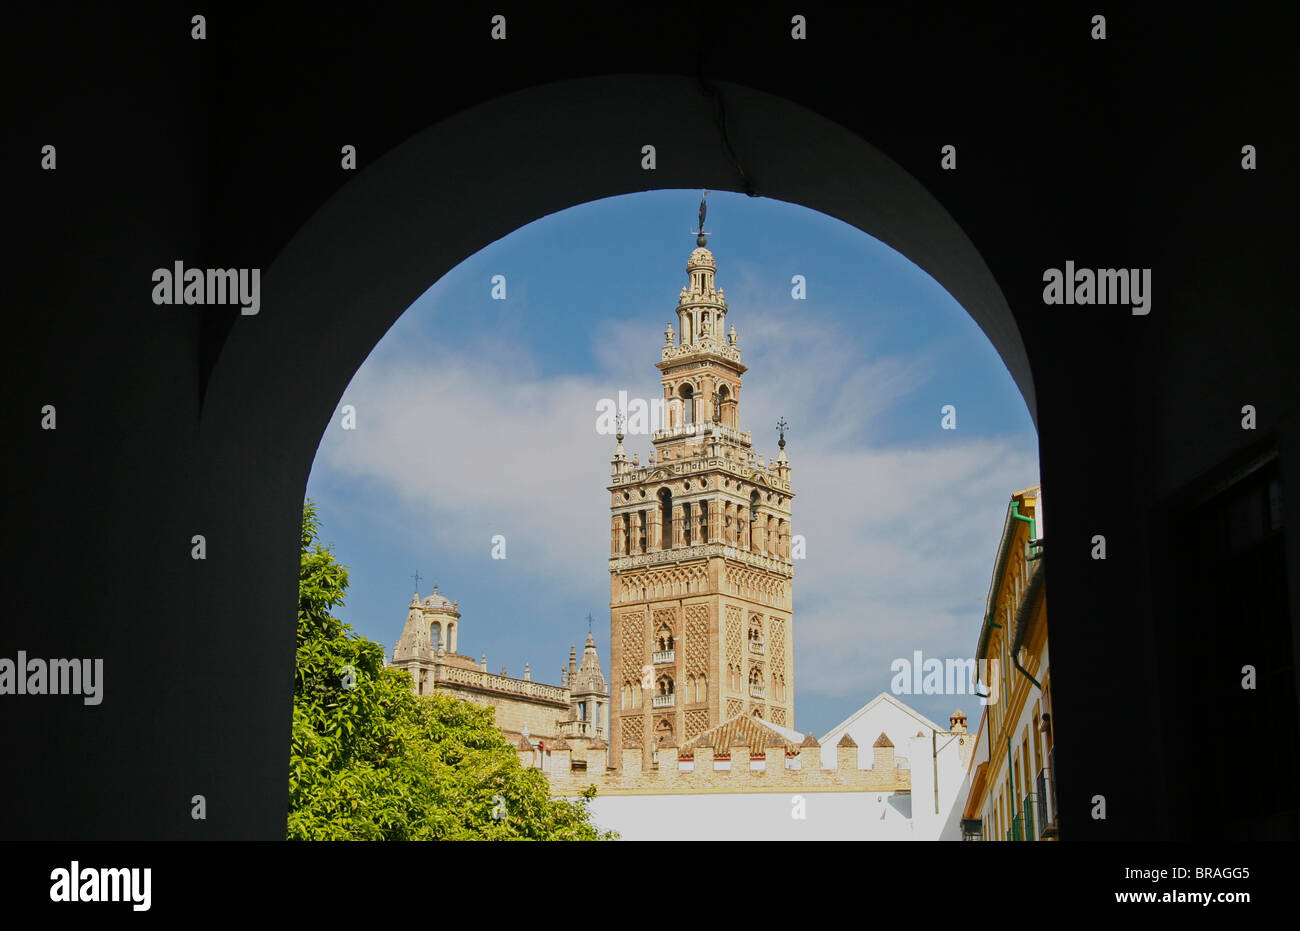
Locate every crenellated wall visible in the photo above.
<box><xmin>525</xmin><ymin>740</ymin><xmax>910</xmax><ymax>796</ymax></box>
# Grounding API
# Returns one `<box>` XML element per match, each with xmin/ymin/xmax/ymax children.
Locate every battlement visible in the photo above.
<box><xmin>524</xmin><ymin>738</ymin><xmax>910</xmax><ymax>796</ymax></box>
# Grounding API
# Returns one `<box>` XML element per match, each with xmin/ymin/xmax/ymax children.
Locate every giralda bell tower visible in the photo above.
<box><xmin>607</xmin><ymin>194</ymin><xmax>795</xmax><ymax>768</ymax></box>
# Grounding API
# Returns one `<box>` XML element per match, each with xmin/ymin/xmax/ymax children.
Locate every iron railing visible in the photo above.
<box><xmin>1036</xmin><ymin>767</ymin><xmax>1052</xmax><ymax>836</ymax></box>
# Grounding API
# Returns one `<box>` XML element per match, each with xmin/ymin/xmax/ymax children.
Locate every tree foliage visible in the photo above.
<box><xmin>288</xmin><ymin>500</ymin><xmax>616</xmax><ymax>840</ymax></box>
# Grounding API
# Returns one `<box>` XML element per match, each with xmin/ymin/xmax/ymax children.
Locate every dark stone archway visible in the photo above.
<box><xmin>5</xmin><ymin>5</ymin><xmax>1296</xmax><ymax>841</ymax></box>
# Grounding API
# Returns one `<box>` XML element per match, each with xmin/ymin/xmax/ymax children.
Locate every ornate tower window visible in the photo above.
<box><xmin>680</xmin><ymin>384</ymin><xmax>695</xmax><ymax>423</ymax></box>
<box><xmin>658</xmin><ymin>488</ymin><xmax>672</xmax><ymax>552</ymax></box>
<box><xmin>653</xmin><ymin>675</ymin><xmax>676</xmax><ymax>708</ymax></box>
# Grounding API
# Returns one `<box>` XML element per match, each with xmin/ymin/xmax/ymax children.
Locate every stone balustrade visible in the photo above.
<box><xmin>434</xmin><ymin>664</ymin><xmax>568</xmax><ymax>704</ymax></box>
<box><xmin>609</xmin><ymin>543</ymin><xmax>793</xmax><ymax>578</ymax></box>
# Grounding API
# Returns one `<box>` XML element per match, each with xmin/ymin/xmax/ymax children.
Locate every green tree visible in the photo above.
<box><xmin>288</xmin><ymin>500</ymin><xmax>616</xmax><ymax>840</ymax></box>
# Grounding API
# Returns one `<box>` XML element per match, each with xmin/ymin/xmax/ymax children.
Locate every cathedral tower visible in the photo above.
<box><xmin>608</xmin><ymin>199</ymin><xmax>795</xmax><ymax>767</ymax></box>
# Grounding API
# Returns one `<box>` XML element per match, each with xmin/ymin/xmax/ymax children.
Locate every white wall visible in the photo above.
<box><xmin>816</xmin><ymin>694</ymin><xmax>941</xmax><ymax>770</ymax></box>
<box><xmin>812</xmin><ymin>693</ymin><xmax>971</xmax><ymax>839</ymax></box>
<box><xmin>578</xmin><ymin>791</ymin><xmax>915</xmax><ymax>841</ymax></box>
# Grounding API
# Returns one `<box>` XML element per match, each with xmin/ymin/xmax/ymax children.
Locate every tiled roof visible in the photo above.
<box><xmin>679</xmin><ymin>714</ymin><xmax>801</xmax><ymax>755</ymax></box>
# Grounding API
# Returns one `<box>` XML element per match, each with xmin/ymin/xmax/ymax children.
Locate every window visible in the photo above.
<box><xmin>659</xmin><ymin>488</ymin><xmax>672</xmax><ymax>548</ymax></box>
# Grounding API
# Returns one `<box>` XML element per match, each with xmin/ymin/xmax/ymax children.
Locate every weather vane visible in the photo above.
<box><xmin>693</xmin><ymin>190</ymin><xmax>711</xmax><ymax>246</ymax></box>
<box><xmin>586</xmin><ymin>612</ymin><xmax>594</xmax><ymax>634</ymax></box>
<box><xmin>411</xmin><ymin>570</ymin><xmax>422</xmax><ymax>592</ymax></box>
<box><xmin>777</xmin><ymin>418</ymin><xmax>789</xmax><ymax>450</ymax></box>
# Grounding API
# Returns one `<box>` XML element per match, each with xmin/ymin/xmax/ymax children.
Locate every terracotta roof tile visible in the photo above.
<box><xmin>680</xmin><ymin>714</ymin><xmax>801</xmax><ymax>756</ymax></box>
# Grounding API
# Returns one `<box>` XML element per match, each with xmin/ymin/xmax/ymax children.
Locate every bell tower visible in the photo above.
<box><xmin>608</xmin><ymin>195</ymin><xmax>795</xmax><ymax>768</ymax></box>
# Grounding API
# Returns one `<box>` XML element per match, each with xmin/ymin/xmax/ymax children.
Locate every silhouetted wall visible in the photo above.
<box><xmin>3</xmin><ymin>4</ymin><xmax>1296</xmax><ymax>839</ymax></box>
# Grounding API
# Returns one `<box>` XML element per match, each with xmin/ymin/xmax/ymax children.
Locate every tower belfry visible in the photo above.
<box><xmin>608</xmin><ymin>201</ymin><xmax>795</xmax><ymax>767</ymax></box>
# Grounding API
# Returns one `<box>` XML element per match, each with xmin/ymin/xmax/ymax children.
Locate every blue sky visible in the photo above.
<box><xmin>305</xmin><ymin>189</ymin><xmax>1038</xmax><ymax>737</ymax></box>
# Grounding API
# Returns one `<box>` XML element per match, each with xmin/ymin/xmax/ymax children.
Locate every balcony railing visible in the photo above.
<box><xmin>559</xmin><ymin>720</ymin><xmax>606</xmax><ymax>739</ymax></box>
<box><xmin>1036</xmin><ymin>767</ymin><xmax>1056</xmax><ymax>838</ymax></box>
<box><xmin>1008</xmin><ymin>814</ymin><xmax>1023</xmax><ymax>842</ymax></box>
<box><xmin>652</xmin><ymin>693</ymin><xmax>675</xmax><ymax>708</ymax></box>
<box><xmin>653</xmin><ymin>649</ymin><xmax>675</xmax><ymax>664</ymax></box>
<box><xmin>748</xmin><ymin>640</ymin><xmax>765</xmax><ymax>654</ymax></box>
<box><xmin>749</xmin><ymin>684</ymin><xmax>766</xmax><ymax>699</ymax></box>
<box><xmin>1023</xmin><ymin>793</ymin><xmax>1036</xmax><ymax>842</ymax></box>
<box><xmin>1050</xmin><ymin>745</ymin><xmax>1059</xmax><ymax>835</ymax></box>
<box><xmin>960</xmin><ymin>818</ymin><xmax>984</xmax><ymax>841</ymax></box>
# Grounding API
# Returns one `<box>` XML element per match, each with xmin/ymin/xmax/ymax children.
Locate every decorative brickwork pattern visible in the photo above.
<box><xmin>623</xmin><ymin>716</ymin><xmax>644</xmax><ymax>746</ymax></box>
<box><xmin>723</xmin><ymin>565</ymin><xmax>789</xmax><ymax>603</ymax></box>
<box><xmin>726</xmin><ymin>698</ymin><xmax>743</xmax><ymax>718</ymax></box>
<box><xmin>725</xmin><ymin>605</ymin><xmax>741</xmax><ymax>665</ymax></box>
<box><xmin>770</xmin><ymin>707</ymin><xmax>786</xmax><ymax>726</ymax></box>
<box><xmin>685</xmin><ymin>709</ymin><xmax>709</xmax><ymax>741</ymax></box>
<box><xmin>618</xmin><ymin>565</ymin><xmax>709</xmax><ymax>602</ymax></box>
<box><xmin>685</xmin><ymin>604</ymin><xmax>709</xmax><ymax>675</ymax></box>
<box><xmin>620</xmin><ymin>610</ymin><xmax>644</xmax><ymax>683</ymax></box>
<box><xmin>653</xmin><ymin>607</ymin><xmax>677</xmax><ymax>635</ymax></box>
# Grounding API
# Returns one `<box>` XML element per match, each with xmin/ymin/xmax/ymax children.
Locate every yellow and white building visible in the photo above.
<box><xmin>960</xmin><ymin>485</ymin><xmax>1057</xmax><ymax>840</ymax></box>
